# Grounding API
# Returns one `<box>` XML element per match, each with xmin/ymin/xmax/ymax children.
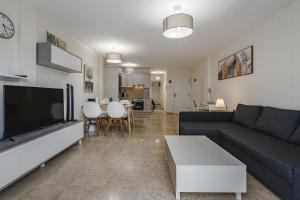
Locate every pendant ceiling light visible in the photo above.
<box><xmin>106</xmin><ymin>52</ymin><xmax>122</xmax><ymax>64</ymax></box>
<box><xmin>163</xmin><ymin>5</ymin><xmax>193</xmax><ymax>39</ymax></box>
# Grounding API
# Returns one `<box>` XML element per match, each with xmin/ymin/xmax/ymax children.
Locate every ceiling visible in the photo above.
<box><xmin>34</xmin><ymin>0</ymin><xmax>294</xmax><ymax>69</ymax></box>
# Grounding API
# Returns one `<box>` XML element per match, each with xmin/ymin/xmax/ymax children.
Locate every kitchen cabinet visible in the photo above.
<box><xmin>121</xmin><ymin>73</ymin><xmax>150</xmax><ymax>88</ymax></box>
<box><xmin>37</xmin><ymin>43</ymin><xmax>82</xmax><ymax>73</ymax></box>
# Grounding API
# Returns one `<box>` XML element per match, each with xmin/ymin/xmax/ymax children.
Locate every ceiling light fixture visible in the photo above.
<box><xmin>151</xmin><ymin>71</ymin><xmax>165</xmax><ymax>75</ymax></box>
<box><xmin>106</xmin><ymin>52</ymin><xmax>122</xmax><ymax>64</ymax></box>
<box><xmin>163</xmin><ymin>5</ymin><xmax>193</xmax><ymax>39</ymax></box>
<box><xmin>122</xmin><ymin>62</ymin><xmax>138</xmax><ymax>67</ymax></box>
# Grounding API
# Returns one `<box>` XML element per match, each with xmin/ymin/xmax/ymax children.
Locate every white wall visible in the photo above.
<box><xmin>190</xmin><ymin>58</ymin><xmax>210</xmax><ymax>105</ymax></box>
<box><xmin>36</xmin><ymin>10</ymin><xmax>103</xmax><ymax>120</ymax></box>
<box><xmin>0</xmin><ymin>0</ymin><xmax>38</xmax><ymax>137</ymax></box>
<box><xmin>103</xmin><ymin>67</ymin><xmax>119</xmax><ymax>100</ymax></box>
<box><xmin>0</xmin><ymin>0</ymin><xmax>103</xmax><ymax>138</ymax></box>
<box><xmin>205</xmin><ymin>0</ymin><xmax>300</xmax><ymax>111</ymax></box>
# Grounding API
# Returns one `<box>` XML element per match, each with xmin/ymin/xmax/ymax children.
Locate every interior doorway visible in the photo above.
<box><xmin>151</xmin><ymin>82</ymin><xmax>161</xmax><ymax>109</ymax></box>
<box><xmin>166</xmin><ymin>76</ymin><xmax>191</xmax><ymax>113</ymax></box>
<box><xmin>150</xmin><ymin>74</ymin><xmax>165</xmax><ymax>111</ymax></box>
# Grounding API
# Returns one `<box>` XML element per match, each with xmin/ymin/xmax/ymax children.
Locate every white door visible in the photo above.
<box><xmin>173</xmin><ymin>77</ymin><xmax>191</xmax><ymax>113</ymax></box>
<box><xmin>166</xmin><ymin>76</ymin><xmax>191</xmax><ymax>113</ymax></box>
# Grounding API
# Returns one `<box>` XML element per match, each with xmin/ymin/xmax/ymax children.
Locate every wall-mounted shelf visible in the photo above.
<box><xmin>0</xmin><ymin>74</ymin><xmax>27</xmax><ymax>81</ymax></box>
<box><xmin>37</xmin><ymin>43</ymin><xmax>82</xmax><ymax>73</ymax></box>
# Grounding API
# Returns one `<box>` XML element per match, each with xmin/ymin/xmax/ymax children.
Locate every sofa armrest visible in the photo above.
<box><xmin>179</xmin><ymin>112</ymin><xmax>234</xmax><ymax>123</ymax></box>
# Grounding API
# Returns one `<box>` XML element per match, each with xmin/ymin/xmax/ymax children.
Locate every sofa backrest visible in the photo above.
<box><xmin>254</xmin><ymin>107</ymin><xmax>300</xmax><ymax>141</ymax></box>
<box><xmin>233</xmin><ymin>104</ymin><xmax>263</xmax><ymax>128</ymax></box>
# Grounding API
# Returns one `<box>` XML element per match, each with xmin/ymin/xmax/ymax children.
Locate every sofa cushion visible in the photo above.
<box><xmin>289</xmin><ymin>126</ymin><xmax>300</xmax><ymax>145</ymax></box>
<box><xmin>233</xmin><ymin>104</ymin><xmax>262</xmax><ymax>128</ymax></box>
<box><xmin>254</xmin><ymin>107</ymin><xmax>300</xmax><ymax>140</ymax></box>
<box><xmin>179</xmin><ymin>122</ymin><xmax>237</xmax><ymax>137</ymax></box>
<box><xmin>221</xmin><ymin>126</ymin><xmax>300</xmax><ymax>183</ymax></box>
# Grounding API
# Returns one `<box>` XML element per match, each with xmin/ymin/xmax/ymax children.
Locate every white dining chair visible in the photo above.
<box><xmin>106</xmin><ymin>101</ymin><xmax>128</xmax><ymax>135</ymax></box>
<box><xmin>82</xmin><ymin>102</ymin><xmax>102</xmax><ymax>137</ymax></box>
<box><xmin>120</xmin><ymin>99</ymin><xmax>134</xmax><ymax>127</ymax></box>
<box><xmin>120</xmin><ymin>99</ymin><xmax>131</xmax><ymax>105</ymax></box>
<box><xmin>100</xmin><ymin>98</ymin><xmax>109</xmax><ymax>105</ymax></box>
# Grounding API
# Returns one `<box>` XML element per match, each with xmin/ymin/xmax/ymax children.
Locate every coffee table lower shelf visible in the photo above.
<box><xmin>165</xmin><ymin>136</ymin><xmax>246</xmax><ymax>200</ymax></box>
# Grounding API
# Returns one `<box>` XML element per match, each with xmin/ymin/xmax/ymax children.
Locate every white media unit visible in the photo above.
<box><xmin>0</xmin><ymin>121</ymin><xmax>83</xmax><ymax>190</ymax></box>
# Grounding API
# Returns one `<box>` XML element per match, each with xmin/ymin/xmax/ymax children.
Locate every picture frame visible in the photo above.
<box><xmin>218</xmin><ymin>46</ymin><xmax>253</xmax><ymax>80</ymax></box>
<box><xmin>84</xmin><ymin>64</ymin><xmax>94</xmax><ymax>93</ymax></box>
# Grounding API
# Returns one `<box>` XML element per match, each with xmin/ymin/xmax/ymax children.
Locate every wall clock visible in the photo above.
<box><xmin>0</xmin><ymin>12</ymin><xmax>15</xmax><ymax>39</ymax></box>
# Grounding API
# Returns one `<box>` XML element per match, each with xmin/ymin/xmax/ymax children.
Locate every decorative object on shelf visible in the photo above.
<box><xmin>215</xmin><ymin>99</ymin><xmax>226</xmax><ymax>111</ymax></box>
<box><xmin>57</xmin><ymin>37</ymin><xmax>67</xmax><ymax>50</ymax></box>
<box><xmin>84</xmin><ymin>65</ymin><xmax>94</xmax><ymax>93</ymax></box>
<box><xmin>106</xmin><ymin>52</ymin><xmax>122</xmax><ymax>64</ymax></box>
<box><xmin>46</xmin><ymin>31</ymin><xmax>57</xmax><ymax>46</ymax></box>
<box><xmin>163</xmin><ymin>5</ymin><xmax>193</xmax><ymax>39</ymax></box>
<box><xmin>218</xmin><ymin>46</ymin><xmax>253</xmax><ymax>80</ymax></box>
<box><xmin>0</xmin><ymin>12</ymin><xmax>15</xmax><ymax>39</ymax></box>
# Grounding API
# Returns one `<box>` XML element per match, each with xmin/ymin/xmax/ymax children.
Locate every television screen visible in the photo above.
<box><xmin>4</xmin><ymin>85</ymin><xmax>64</xmax><ymax>138</ymax></box>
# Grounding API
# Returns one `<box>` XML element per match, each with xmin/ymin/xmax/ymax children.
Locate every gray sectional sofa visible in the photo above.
<box><xmin>179</xmin><ymin>104</ymin><xmax>300</xmax><ymax>200</ymax></box>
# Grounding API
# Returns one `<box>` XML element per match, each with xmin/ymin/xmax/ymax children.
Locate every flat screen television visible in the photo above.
<box><xmin>3</xmin><ymin>85</ymin><xmax>64</xmax><ymax>139</ymax></box>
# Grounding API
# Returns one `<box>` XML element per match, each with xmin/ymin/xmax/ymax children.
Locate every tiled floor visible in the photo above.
<box><xmin>0</xmin><ymin>111</ymin><xmax>280</xmax><ymax>200</ymax></box>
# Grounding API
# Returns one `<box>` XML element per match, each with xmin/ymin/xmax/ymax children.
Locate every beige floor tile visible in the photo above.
<box><xmin>0</xmin><ymin>110</ymin><xmax>280</xmax><ymax>200</ymax></box>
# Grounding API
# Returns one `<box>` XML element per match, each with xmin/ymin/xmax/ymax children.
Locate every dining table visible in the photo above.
<box><xmin>100</xmin><ymin>103</ymin><xmax>134</xmax><ymax>134</ymax></box>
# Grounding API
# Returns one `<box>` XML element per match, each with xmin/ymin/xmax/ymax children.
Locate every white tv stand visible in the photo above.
<box><xmin>0</xmin><ymin>121</ymin><xmax>83</xmax><ymax>190</ymax></box>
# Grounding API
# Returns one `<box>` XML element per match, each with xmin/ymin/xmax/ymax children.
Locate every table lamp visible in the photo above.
<box><xmin>216</xmin><ymin>99</ymin><xmax>226</xmax><ymax>111</ymax></box>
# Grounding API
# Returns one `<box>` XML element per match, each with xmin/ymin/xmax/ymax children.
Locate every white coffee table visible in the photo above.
<box><xmin>165</xmin><ymin>136</ymin><xmax>246</xmax><ymax>199</ymax></box>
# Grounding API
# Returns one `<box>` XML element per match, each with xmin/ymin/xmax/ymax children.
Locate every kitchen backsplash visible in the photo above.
<box><xmin>121</xmin><ymin>87</ymin><xmax>150</xmax><ymax>99</ymax></box>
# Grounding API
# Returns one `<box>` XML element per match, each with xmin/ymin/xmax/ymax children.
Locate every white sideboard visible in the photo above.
<box><xmin>0</xmin><ymin>121</ymin><xmax>83</xmax><ymax>190</ymax></box>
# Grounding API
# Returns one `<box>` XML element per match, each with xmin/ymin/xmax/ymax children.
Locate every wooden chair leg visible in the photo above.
<box><xmin>106</xmin><ymin>118</ymin><xmax>112</xmax><ymax>134</ymax></box>
<box><xmin>123</xmin><ymin>118</ymin><xmax>128</xmax><ymax>133</ymax></box>
<box><xmin>97</xmin><ymin>118</ymin><xmax>101</xmax><ymax>136</ymax></box>
<box><xmin>120</xmin><ymin>118</ymin><xmax>124</xmax><ymax>136</ymax></box>
<box><xmin>86</xmin><ymin>120</ymin><xmax>91</xmax><ymax>138</ymax></box>
<box><xmin>84</xmin><ymin>120</ymin><xmax>89</xmax><ymax>139</ymax></box>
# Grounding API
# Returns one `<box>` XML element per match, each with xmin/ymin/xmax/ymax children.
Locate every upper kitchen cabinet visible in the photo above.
<box><xmin>37</xmin><ymin>43</ymin><xmax>82</xmax><ymax>73</ymax></box>
<box><xmin>121</xmin><ymin>73</ymin><xmax>150</xmax><ymax>88</ymax></box>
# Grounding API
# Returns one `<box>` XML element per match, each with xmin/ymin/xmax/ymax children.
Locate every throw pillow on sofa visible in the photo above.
<box><xmin>289</xmin><ymin>125</ymin><xmax>300</xmax><ymax>144</ymax></box>
<box><xmin>254</xmin><ymin>107</ymin><xmax>300</xmax><ymax>140</ymax></box>
<box><xmin>233</xmin><ymin>104</ymin><xmax>262</xmax><ymax>128</ymax></box>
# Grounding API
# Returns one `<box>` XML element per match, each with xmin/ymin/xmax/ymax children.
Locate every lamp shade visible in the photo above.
<box><xmin>216</xmin><ymin>99</ymin><xmax>225</xmax><ymax>108</ymax></box>
<box><xmin>163</xmin><ymin>13</ymin><xmax>193</xmax><ymax>39</ymax></box>
<box><xmin>106</xmin><ymin>53</ymin><xmax>122</xmax><ymax>64</ymax></box>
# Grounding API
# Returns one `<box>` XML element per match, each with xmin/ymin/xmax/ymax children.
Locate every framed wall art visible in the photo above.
<box><xmin>218</xmin><ymin>46</ymin><xmax>253</xmax><ymax>80</ymax></box>
<box><xmin>84</xmin><ymin>65</ymin><xmax>94</xmax><ymax>93</ymax></box>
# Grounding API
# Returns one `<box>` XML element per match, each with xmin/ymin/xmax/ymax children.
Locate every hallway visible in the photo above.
<box><xmin>0</xmin><ymin>111</ymin><xmax>278</xmax><ymax>200</ymax></box>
